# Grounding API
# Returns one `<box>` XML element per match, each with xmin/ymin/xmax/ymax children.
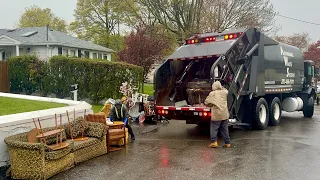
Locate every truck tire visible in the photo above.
<box><xmin>268</xmin><ymin>97</ymin><xmax>281</xmax><ymax>126</ymax></box>
<box><xmin>253</xmin><ymin>98</ymin><xmax>269</xmax><ymax>130</ymax></box>
<box><xmin>303</xmin><ymin>96</ymin><xmax>314</xmax><ymax>118</ymax></box>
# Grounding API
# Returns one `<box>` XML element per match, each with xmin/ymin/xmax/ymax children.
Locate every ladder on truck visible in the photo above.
<box><xmin>212</xmin><ymin>29</ymin><xmax>260</xmax><ymax>121</ymax></box>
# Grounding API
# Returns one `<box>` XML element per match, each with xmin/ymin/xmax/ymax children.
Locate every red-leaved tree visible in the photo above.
<box><xmin>118</xmin><ymin>26</ymin><xmax>172</xmax><ymax>81</ymax></box>
<box><xmin>274</xmin><ymin>32</ymin><xmax>310</xmax><ymax>51</ymax></box>
<box><xmin>304</xmin><ymin>41</ymin><xmax>320</xmax><ymax>66</ymax></box>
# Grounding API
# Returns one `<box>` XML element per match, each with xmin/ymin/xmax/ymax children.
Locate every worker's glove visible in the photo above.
<box><xmin>124</xmin><ymin>118</ymin><xmax>128</xmax><ymax>125</ymax></box>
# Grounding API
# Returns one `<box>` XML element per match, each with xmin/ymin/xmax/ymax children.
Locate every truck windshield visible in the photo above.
<box><xmin>308</xmin><ymin>66</ymin><xmax>312</xmax><ymax>76</ymax></box>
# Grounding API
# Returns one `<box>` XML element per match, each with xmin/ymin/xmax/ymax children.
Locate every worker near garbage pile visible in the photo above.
<box><xmin>205</xmin><ymin>81</ymin><xmax>230</xmax><ymax>148</ymax></box>
<box><xmin>109</xmin><ymin>99</ymin><xmax>135</xmax><ymax>140</ymax></box>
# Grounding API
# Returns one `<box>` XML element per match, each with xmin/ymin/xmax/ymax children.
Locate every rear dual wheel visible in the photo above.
<box><xmin>268</xmin><ymin>97</ymin><xmax>281</xmax><ymax>126</ymax></box>
<box><xmin>252</xmin><ymin>97</ymin><xmax>281</xmax><ymax>130</ymax></box>
<box><xmin>253</xmin><ymin>98</ymin><xmax>269</xmax><ymax>130</ymax></box>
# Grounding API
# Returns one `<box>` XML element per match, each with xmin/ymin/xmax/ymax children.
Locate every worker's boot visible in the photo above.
<box><xmin>209</xmin><ymin>141</ymin><xmax>218</xmax><ymax>148</ymax></box>
<box><xmin>224</xmin><ymin>144</ymin><xmax>231</xmax><ymax>148</ymax></box>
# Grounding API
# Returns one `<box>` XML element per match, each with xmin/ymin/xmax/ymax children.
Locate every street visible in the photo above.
<box><xmin>50</xmin><ymin>107</ymin><xmax>320</xmax><ymax>180</ymax></box>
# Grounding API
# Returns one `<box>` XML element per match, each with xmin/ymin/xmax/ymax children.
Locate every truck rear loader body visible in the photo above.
<box><xmin>154</xmin><ymin>28</ymin><xmax>318</xmax><ymax>130</ymax></box>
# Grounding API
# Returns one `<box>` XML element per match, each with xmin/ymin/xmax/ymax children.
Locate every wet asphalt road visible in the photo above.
<box><xmin>6</xmin><ymin>107</ymin><xmax>320</xmax><ymax>180</ymax></box>
<box><xmin>49</xmin><ymin>107</ymin><xmax>320</xmax><ymax>180</ymax></box>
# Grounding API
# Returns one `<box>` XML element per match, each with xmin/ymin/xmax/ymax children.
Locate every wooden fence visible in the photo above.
<box><xmin>0</xmin><ymin>61</ymin><xmax>9</xmax><ymax>93</ymax></box>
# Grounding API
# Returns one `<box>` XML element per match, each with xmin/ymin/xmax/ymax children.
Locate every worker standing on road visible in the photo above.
<box><xmin>205</xmin><ymin>81</ymin><xmax>230</xmax><ymax>148</ymax></box>
<box><xmin>109</xmin><ymin>99</ymin><xmax>135</xmax><ymax>140</ymax></box>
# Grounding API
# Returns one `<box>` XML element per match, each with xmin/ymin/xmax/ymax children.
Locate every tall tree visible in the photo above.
<box><xmin>138</xmin><ymin>0</ymin><xmax>276</xmax><ymax>42</ymax></box>
<box><xmin>200</xmin><ymin>0</ymin><xmax>276</xmax><ymax>33</ymax></box>
<box><xmin>275</xmin><ymin>32</ymin><xmax>311</xmax><ymax>51</ymax></box>
<box><xmin>70</xmin><ymin>0</ymin><xmax>136</xmax><ymax>50</ymax></box>
<box><xmin>118</xmin><ymin>25</ymin><xmax>172</xmax><ymax>81</ymax></box>
<box><xmin>18</xmin><ymin>5</ymin><xmax>67</xmax><ymax>32</ymax></box>
<box><xmin>304</xmin><ymin>41</ymin><xmax>320</xmax><ymax>66</ymax></box>
<box><xmin>139</xmin><ymin>0</ymin><xmax>204</xmax><ymax>42</ymax></box>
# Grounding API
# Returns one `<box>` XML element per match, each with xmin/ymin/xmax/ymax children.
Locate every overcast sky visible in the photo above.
<box><xmin>1</xmin><ymin>0</ymin><xmax>320</xmax><ymax>42</ymax></box>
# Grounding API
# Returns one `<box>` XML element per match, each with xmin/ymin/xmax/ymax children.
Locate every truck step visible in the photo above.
<box><xmin>228</xmin><ymin>119</ymin><xmax>250</xmax><ymax>126</ymax></box>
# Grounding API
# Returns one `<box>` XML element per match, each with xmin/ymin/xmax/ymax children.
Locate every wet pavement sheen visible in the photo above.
<box><xmin>36</xmin><ymin>108</ymin><xmax>320</xmax><ymax>179</ymax></box>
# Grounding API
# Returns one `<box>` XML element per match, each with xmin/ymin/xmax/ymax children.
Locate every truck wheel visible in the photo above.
<box><xmin>268</xmin><ymin>97</ymin><xmax>281</xmax><ymax>126</ymax></box>
<box><xmin>253</xmin><ymin>98</ymin><xmax>269</xmax><ymax>130</ymax></box>
<box><xmin>303</xmin><ymin>96</ymin><xmax>314</xmax><ymax>118</ymax></box>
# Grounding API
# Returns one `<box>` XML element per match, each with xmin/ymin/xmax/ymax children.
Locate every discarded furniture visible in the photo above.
<box><xmin>4</xmin><ymin>117</ymin><xmax>107</xmax><ymax>179</ymax></box>
<box><xmin>4</xmin><ymin>128</ymin><xmax>74</xmax><ymax>180</ymax></box>
<box><xmin>106</xmin><ymin>122</ymin><xmax>126</xmax><ymax>153</ymax></box>
<box><xmin>66</xmin><ymin>109</ymin><xmax>89</xmax><ymax>141</ymax></box>
<box><xmin>87</xmin><ymin>113</ymin><xmax>128</xmax><ymax>152</ymax></box>
<box><xmin>33</xmin><ymin>115</ymin><xmax>69</xmax><ymax>151</ymax></box>
<box><xmin>63</xmin><ymin>117</ymin><xmax>107</xmax><ymax>164</ymax></box>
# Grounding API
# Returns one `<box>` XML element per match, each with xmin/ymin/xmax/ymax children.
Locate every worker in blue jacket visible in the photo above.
<box><xmin>109</xmin><ymin>99</ymin><xmax>135</xmax><ymax>140</ymax></box>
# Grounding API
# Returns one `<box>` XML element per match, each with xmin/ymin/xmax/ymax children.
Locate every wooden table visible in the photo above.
<box><xmin>36</xmin><ymin>129</ymin><xmax>69</xmax><ymax>151</ymax></box>
<box><xmin>107</xmin><ymin>121</ymin><xmax>124</xmax><ymax>127</ymax></box>
<box><xmin>106</xmin><ymin>121</ymin><xmax>126</xmax><ymax>152</ymax></box>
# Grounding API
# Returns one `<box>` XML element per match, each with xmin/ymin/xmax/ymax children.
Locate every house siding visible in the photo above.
<box><xmin>1</xmin><ymin>44</ymin><xmax>112</xmax><ymax>61</ymax></box>
<box><xmin>0</xmin><ymin>37</ymin><xmax>16</xmax><ymax>45</ymax></box>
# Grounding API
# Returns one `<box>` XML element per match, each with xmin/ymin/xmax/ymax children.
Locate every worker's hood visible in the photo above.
<box><xmin>115</xmin><ymin>99</ymin><xmax>122</xmax><ymax>106</ymax></box>
<box><xmin>212</xmin><ymin>81</ymin><xmax>223</xmax><ymax>91</ymax></box>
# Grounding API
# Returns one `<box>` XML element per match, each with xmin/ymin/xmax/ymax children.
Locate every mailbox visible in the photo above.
<box><xmin>70</xmin><ymin>84</ymin><xmax>79</xmax><ymax>101</ymax></box>
<box><xmin>70</xmin><ymin>84</ymin><xmax>78</xmax><ymax>91</ymax></box>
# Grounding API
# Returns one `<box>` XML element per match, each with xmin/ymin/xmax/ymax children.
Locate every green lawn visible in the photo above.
<box><xmin>91</xmin><ymin>104</ymin><xmax>104</xmax><ymax>113</ymax></box>
<box><xmin>0</xmin><ymin>96</ymin><xmax>66</xmax><ymax>116</ymax></box>
<box><xmin>142</xmin><ymin>83</ymin><xmax>154</xmax><ymax>96</ymax></box>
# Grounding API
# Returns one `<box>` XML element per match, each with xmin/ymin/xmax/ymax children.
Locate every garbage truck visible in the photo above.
<box><xmin>154</xmin><ymin>28</ymin><xmax>318</xmax><ymax>130</ymax></box>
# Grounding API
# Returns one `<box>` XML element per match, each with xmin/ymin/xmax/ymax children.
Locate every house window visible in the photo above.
<box><xmin>1</xmin><ymin>51</ymin><xmax>5</xmax><ymax>61</ymax></box>
<box><xmin>70</xmin><ymin>50</ymin><xmax>76</xmax><ymax>57</ymax></box>
<box><xmin>93</xmin><ymin>53</ymin><xmax>97</xmax><ymax>59</ymax></box>
<box><xmin>78</xmin><ymin>50</ymin><xmax>82</xmax><ymax>58</ymax></box>
<box><xmin>103</xmin><ymin>54</ymin><xmax>107</xmax><ymax>60</ymax></box>
<box><xmin>63</xmin><ymin>49</ymin><xmax>68</xmax><ymax>56</ymax></box>
<box><xmin>58</xmin><ymin>47</ymin><xmax>62</xmax><ymax>55</ymax></box>
<box><xmin>84</xmin><ymin>51</ymin><xmax>89</xmax><ymax>58</ymax></box>
<box><xmin>98</xmin><ymin>53</ymin><xmax>102</xmax><ymax>59</ymax></box>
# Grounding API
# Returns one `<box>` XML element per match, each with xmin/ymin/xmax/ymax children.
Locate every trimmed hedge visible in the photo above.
<box><xmin>8</xmin><ymin>55</ymin><xmax>143</xmax><ymax>103</ymax></box>
<box><xmin>8</xmin><ymin>55</ymin><xmax>46</xmax><ymax>95</ymax></box>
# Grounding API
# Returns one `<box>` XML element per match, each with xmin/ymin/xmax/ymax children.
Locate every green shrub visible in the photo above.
<box><xmin>8</xmin><ymin>55</ymin><xmax>46</xmax><ymax>95</ymax></box>
<box><xmin>8</xmin><ymin>55</ymin><xmax>143</xmax><ymax>103</ymax></box>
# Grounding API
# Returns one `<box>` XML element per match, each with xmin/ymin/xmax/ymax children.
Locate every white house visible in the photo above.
<box><xmin>0</xmin><ymin>26</ymin><xmax>114</xmax><ymax>61</ymax></box>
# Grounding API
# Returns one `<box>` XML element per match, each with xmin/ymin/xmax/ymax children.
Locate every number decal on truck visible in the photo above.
<box><xmin>281</xmin><ymin>79</ymin><xmax>294</xmax><ymax>85</ymax></box>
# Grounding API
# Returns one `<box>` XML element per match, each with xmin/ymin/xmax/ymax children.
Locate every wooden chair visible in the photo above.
<box><xmin>86</xmin><ymin>114</ymin><xmax>126</xmax><ymax>153</ymax></box>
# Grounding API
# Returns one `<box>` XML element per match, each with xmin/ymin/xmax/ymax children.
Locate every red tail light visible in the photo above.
<box><xmin>204</xmin><ymin>37</ymin><xmax>216</xmax><ymax>42</ymax></box>
<box><xmin>186</xmin><ymin>32</ymin><xmax>242</xmax><ymax>45</ymax></box>
<box><xmin>187</xmin><ymin>38</ymin><xmax>199</xmax><ymax>44</ymax></box>
<box><xmin>158</xmin><ymin>110</ymin><xmax>161</xmax><ymax>114</ymax></box>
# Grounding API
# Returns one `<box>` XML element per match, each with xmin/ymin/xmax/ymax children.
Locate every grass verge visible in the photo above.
<box><xmin>0</xmin><ymin>96</ymin><xmax>66</xmax><ymax>116</ymax></box>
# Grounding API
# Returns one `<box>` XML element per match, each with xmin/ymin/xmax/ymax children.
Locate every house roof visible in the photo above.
<box><xmin>0</xmin><ymin>27</ymin><xmax>115</xmax><ymax>53</ymax></box>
